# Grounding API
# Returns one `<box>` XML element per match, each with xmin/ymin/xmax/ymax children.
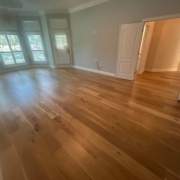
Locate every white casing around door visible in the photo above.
<box><xmin>115</xmin><ymin>22</ymin><xmax>144</xmax><ymax>80</ymax></box>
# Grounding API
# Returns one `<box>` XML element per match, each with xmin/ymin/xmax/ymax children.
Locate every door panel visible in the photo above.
<box><xmin>119</xmin><ymin>62</ymin><xmax>132</xmax><ymax>74</ymax></box>
<box><xmin>116</xmin><ymin>22</ymin><xmax>144</xmax><ymax>80</ymax></box>
<box><xmin>51</xmin><ymin>31</ymin><xmax>71</xmax><ymax>66</ymax></box>
<box><xmin>121</xmin><ymin>29</ymin><xmax>138</xmax><ymax>59</ymax></box>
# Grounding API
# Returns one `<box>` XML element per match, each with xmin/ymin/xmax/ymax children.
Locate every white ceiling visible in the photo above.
<box><xmin>0</xmin><ymin>0</ymin><xmax>92</xmax><ymax>13</ymax></box>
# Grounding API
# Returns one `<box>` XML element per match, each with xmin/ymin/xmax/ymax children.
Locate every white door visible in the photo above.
<box><xmin>51</xmin><ymin>30</ymin><xmax>71</xmax><ymax>66</ymax></box>
<box><xmin>116</xmin><ymin>22</ymin><xmax>144</xmax><ymax>80</ymax></box>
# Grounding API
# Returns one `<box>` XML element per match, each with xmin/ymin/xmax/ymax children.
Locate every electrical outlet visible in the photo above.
<box><xmin>178</xmin><ymin>93</ymin><xmax>180</xmax><ymax>101</ymax></box>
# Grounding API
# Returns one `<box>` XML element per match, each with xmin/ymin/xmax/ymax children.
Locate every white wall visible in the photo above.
<box><xmin>145</xmin><ymin>18</ymin><xmax>180</xmax><ymax>72</ymax></box>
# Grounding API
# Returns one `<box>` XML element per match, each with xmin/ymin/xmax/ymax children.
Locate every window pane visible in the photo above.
<box><xmin>55</xmin><ymin>34</ymin><xmax>68</xmax><ymax>49</ymax></box>
<box><xmin>1</xmin><ymin>53</ymin><xmax>15</xmax><ymax>65</ymax></box>
<box><xmin>32</xmin><ymin>51</ymin><xmax>45</xmax><ymax>61</ymax></box>
<box><xmin>0</xmin><ymin>35</ymin><xmax>10</xmax><ymax>52</ymax></box>
<box><xmin>7</xmin><ymin>35</ymin><xmax>22</xmax><ymax>51</ymax></box>
<box><xmin>13</xmin><ymin>52</ymin><xmax>25</xmax><ymax>63</ymax></box>
<box><xmin>28</xmin><ymin>35</ymin><xmax>43</xmax><ymax>50</ymax></box>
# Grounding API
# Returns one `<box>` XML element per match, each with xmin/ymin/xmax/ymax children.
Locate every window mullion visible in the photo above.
<box><xmin>5</xmin><ymin>34</ymin><xmax>16</xmax><ymax>64</ymax></box>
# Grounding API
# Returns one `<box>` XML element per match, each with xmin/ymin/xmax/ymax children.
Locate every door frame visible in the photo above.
<box><xmin>136</xmin><ymin>22</ymin><xmax>155</xmax><ymax>74</ymax></box>
<box><xmin>50</xmin><ymin>30</ymin><xmax>73</xmax><ymax>68</ymax></box>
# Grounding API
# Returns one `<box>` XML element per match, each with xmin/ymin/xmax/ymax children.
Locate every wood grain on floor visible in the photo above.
<box><xmin>0</xmin><ymin>68</ymin><xmax>180</xmax><ymax>180</ymax></box>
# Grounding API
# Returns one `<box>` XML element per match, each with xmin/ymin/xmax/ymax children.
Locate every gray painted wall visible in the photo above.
<box><xmin>70</xmin><ymin>0</ymin><xmax>180</xmax><ymax>73</ymax></box>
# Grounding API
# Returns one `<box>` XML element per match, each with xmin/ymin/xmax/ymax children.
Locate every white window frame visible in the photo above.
<box><xmin>0</xmin><ymin>32</ymin><xmax>27</xmax><ymax>68</ymax></box>
<box><xmin>25</xmin><ymin>32</ymin><xmax>47</xmax><ymax>64</ymax></box>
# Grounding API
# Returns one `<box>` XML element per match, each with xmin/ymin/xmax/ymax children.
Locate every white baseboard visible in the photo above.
<box><xmin>74</xmin><ymin>65</ymin><xmax>115</xmax><ymax>77</ymax></box>
<box><xmin>31</xmin><ymin>64</ymin><xmax>50</xmax><ymax>68</ymax></box>
<box><xmin>145</xmin><ymin>68</ymin><xmax>177</xmax><ymax>72</ymax></box>
<box><xmin>0</xmin><ymin>65</ymin><xmax>31</xmax><ymax>74</ymax></box>
<box><xmin>54</xmin><ymin>65</ymin><xmax>73</xmax><ymax>68</ymax></box>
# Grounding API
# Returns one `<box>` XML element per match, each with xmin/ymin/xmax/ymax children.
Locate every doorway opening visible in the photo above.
<box><xmin>136</xmin><ymin>18</ymin><xmax>180</xmax><ymax>75</ymax></box>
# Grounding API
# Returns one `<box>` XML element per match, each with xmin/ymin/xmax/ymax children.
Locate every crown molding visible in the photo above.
<box><xmin>68</xmin><ymin>0</ymin><xmax>110</xmax><ymax>13</ymax></box>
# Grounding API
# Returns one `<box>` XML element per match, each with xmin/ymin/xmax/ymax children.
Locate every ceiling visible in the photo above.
<box><xmin>0</xmin><ymin>0</ymin><xmax>92</xmax><ymax>14</ymax></box>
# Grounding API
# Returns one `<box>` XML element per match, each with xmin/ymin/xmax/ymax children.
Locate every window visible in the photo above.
<box><xmin>0</xmin><ymin>33</ymin><xmax>25</xmax><ymax>65</ymax></box>
<box><xmin>27</xmin><ymin>34</ymin><xmax>46</xmax><ymax>62</ymax></box>
<box><xmin>55</xmin><ymin>34</ymin><xmax>68</xmax><ymax>50</ymax></box>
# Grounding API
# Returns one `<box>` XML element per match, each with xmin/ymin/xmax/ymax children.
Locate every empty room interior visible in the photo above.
<box><xmin>0</xmin><ymin>0</ymin><xmax>180</xmax><ymax>180</ymax></box>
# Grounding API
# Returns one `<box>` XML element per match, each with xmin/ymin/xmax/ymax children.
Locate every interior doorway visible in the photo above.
<box><xmin>116</xmin><ymin>14</ymin><xmax>180</xmax><ymax>81</ymax></box>
<box><xmin>136</xmin><ymin>18</ymin><xmax>180</xmax><ymax>74</ymax></box>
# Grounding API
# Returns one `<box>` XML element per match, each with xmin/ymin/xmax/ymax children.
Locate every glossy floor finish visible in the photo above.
<box><xmin>0</xmin><ymin>68</ymin><xmax>180</xmax><ymax>180</ymax></box>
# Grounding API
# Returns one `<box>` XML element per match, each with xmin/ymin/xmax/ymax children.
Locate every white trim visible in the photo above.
<box><xmin>145</xmin><ymin>68</ymin><xmax>177</xmax><ymax>72</ymax></box>
<box><xmin>68</xmin><ymin>0</ymin><xmax>110</xmax><ymax>13</ymax></box>
<box><xmin>56</xmin><ymin>65</ymin><xmax>73</xmax><ymax>68</ymax></box>
<box><xmin>74</xmin><ymin>65</ymin><xmax>115</xmax><ymax>76</ymax></box>
<box><xmin>142</xmin><ymin>13</ymin><xmax>180</xmax><ymax>22</ymax></box>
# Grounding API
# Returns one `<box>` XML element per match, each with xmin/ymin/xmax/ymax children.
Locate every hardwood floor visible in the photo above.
<box><xmin>0</xmin><ymin>68</ymin><xmax>180</xmax><ymax>180</ymax></box>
